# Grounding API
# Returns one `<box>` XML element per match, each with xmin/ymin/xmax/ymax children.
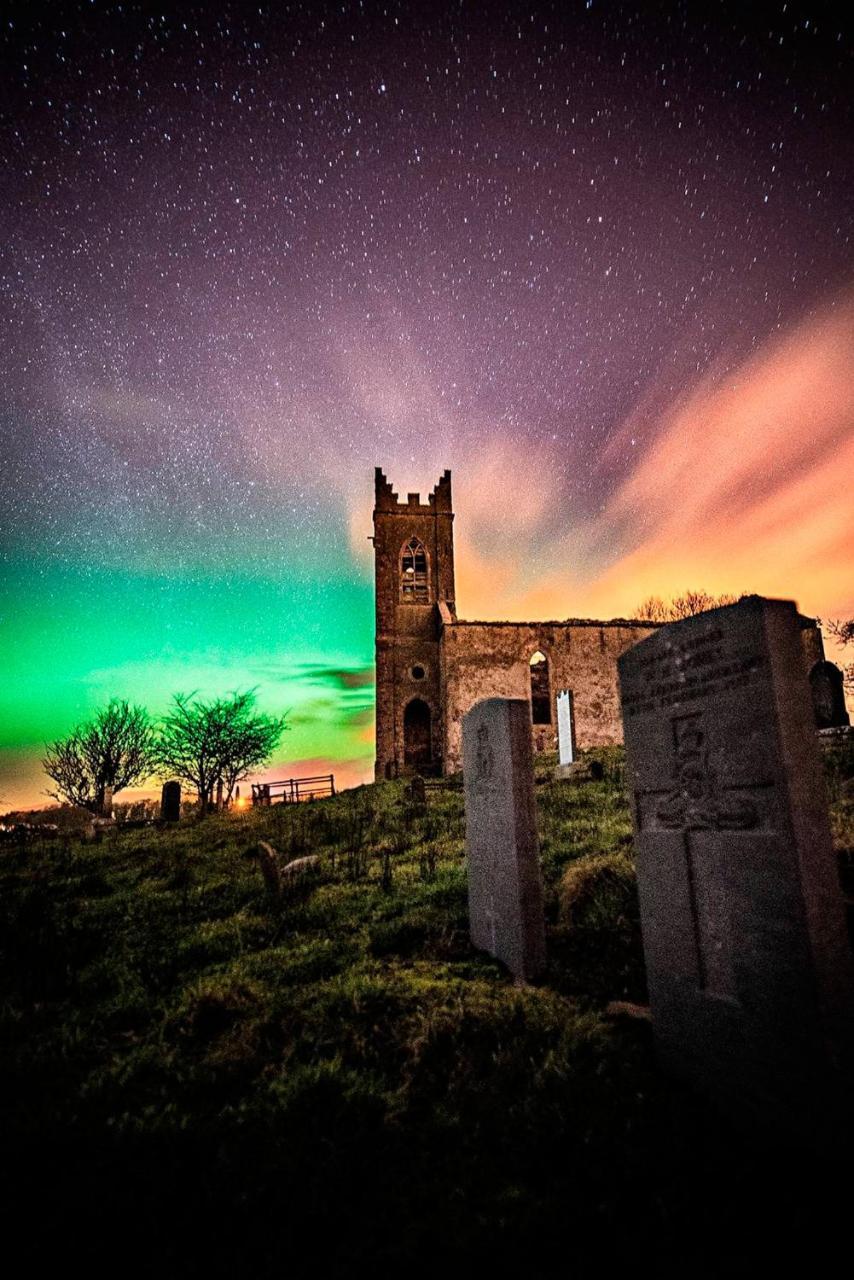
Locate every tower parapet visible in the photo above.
<box><xmin>374</xmin><ymin>467</ymin><xmax>453</xmax><ymax>513</ymax></box>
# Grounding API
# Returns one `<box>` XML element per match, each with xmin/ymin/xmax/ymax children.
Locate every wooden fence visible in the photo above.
<box><xmin>251</xmin><ymin>775</ymin><xmax>335</xmax><ymax>806</ymax></box>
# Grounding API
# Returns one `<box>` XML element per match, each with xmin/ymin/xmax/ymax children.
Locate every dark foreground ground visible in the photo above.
<box><xmin>2</xmin><ymin>745</ymin><xmax>853</xmax><ymax>1277</ymax></box>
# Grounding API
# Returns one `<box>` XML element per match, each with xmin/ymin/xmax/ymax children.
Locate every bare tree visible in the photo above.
<box><xmin>636</xmin><ymin>590</ymin><xmax>743</xmax><ymax>623</ymax></box>
<box><xmin>636</xmin><ymin>595</ymin><xmax>671</xmax><ymax>623</ymax></box>
<box><xmin>155</xmin><ymin>691</ymin><xmax>287</xmax><ymax>811</ymax></box>
<box><xmin>669</xmin><ymin>589</ymin><xmax>740</xmax><ymax>619</ymax></box>
<box><xmin>43</xmin><ymin>700</ymin><xmax>156</xmax><ymax>814</ymax></box>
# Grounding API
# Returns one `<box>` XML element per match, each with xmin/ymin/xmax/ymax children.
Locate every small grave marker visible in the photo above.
<box><xmin>160</xmin><ymin>780</ymin><xmax>181</xmax><ymax>822</ymax></box>
<box><xmin>556</xmin><ymin>689</ymin><xmax>575</xmax><ymax>766</ymax></box>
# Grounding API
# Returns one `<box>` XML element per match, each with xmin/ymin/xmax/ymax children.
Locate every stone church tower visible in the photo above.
<box><xmin>373</xmin><ymin>467</ymin><xmax>455</xmax><ymax>779</ymax></box>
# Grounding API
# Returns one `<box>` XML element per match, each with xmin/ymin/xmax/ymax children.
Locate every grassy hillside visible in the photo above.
<box><xmin>2</xmin><ymin>745</ymin><xmax>852</xmax><ymax>1276</ymax></box>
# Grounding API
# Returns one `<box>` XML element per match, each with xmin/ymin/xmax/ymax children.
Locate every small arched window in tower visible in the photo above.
<box><xmin>529</xmin><ymin>650</ymin><xmax>551</xmax><ymax>724</ymax></box>
<box><xmin>400</xmin><ymin>537</ymin><xmax>429</xmax><ymax>602</ymax></box>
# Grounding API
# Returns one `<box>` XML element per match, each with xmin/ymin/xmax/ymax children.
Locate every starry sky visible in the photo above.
<box><xmin>2</xmin><ymin>2</ymin><xmax>853</xmax><ymax>809</ymax></box>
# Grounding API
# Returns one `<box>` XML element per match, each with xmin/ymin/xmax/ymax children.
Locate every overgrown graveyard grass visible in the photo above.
<box><xmin>2</xmin><ymin>746</ymin><xmax>852</xmax><ymax>1274</ymax></box>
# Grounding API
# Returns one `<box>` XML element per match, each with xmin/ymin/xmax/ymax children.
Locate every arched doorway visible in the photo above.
<box><xmin>403</xmin><ymin>698</ymin><xmax>432</xmax><ymax>770</ymax></box>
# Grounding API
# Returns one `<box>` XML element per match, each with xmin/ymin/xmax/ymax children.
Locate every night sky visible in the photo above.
<box><xmin>2</xmin><ymin>2</ymin><xmax>852</xmax><ymax>808</ymax></box>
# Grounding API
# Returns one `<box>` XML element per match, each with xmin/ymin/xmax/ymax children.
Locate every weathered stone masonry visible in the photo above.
<box><xmin>441</xmin><ymin>620</ymin><xmax>660</xmax><ymax>773</ymax></box>
<box><xmin>373</xmin><ymin>467</ymin><xmax>833</xmax><ymax>779</ymax></box>
<box><xmin>373</xmin><ymin>468</ymin><xmax>455</xmax><ymax>779</ymax></box>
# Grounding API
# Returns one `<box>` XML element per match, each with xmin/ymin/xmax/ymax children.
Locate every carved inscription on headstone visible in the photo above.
<box><xmin>462</xmin><ymin>699</ymin><xmax>546</xmax><ymax>981</ymax></box>
<box><xmin>618</xmin><ymin>597</ymin><xmax>854</xmax><ymax>1139</ymax></box>
<box><xmin>633</xmin><ymin>709</ymin><xmax>773</xmax><ymax>1002</ymax></box>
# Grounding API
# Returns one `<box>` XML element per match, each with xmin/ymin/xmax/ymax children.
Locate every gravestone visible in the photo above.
<box><xmin>618</xmin><ymin>596</ymin><xmax>854</xmax><ymax>1140</ymax></box>
<box><xmin>809</xmin><ymin>660</ymin><xmax>850</xmax><ymax>729</ymax></box>
<box><xmin>556</xmin><ymin>690</ymin><xmax>575</xmax><ymax>765</ymax></box>
<box><xmin>462</xmin><ymin>698</ymin><xmax>546</xmax><ymax>981</ymax></box>
<box><xmin>257</xmin><ymin>840</ymin><xmax>281</xmax><ymax>897</ymax></box>
<box><xmin>160</xmin><ymin>780</ymin><xmax>181</xmax><ymax>822</ymax></box>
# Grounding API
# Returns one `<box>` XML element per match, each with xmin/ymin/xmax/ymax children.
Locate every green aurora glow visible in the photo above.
<box><xmin>1</xmin><ymin>557</ymin><xmax>375</xmax><ymax>809</ymax></box>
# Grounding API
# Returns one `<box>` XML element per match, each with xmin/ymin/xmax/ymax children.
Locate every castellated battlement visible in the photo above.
<box><xmin>374</xmin><ymin>467</ymin><xmax>453</xmax><ymax>514</ymax></box>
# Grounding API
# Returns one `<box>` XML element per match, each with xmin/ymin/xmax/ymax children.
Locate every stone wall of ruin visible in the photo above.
<box><xmin>439</xmin><ymin>619</ymin><xmax>658</xmax><ymax>773</ymax></box>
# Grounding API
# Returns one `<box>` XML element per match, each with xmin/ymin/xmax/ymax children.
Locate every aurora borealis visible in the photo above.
<box><xmin>2</xmin><ymin>3</ymin><xmax>852</xmax><ymax>810</ymax></box>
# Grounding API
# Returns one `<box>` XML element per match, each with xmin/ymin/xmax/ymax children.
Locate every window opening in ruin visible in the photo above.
<box><xmin>411</xmin><ymin>665</ymin><xmax>426</xmax><ymax>680</ymax></box>
<box><xmin>529</xmin><ymin>651</ymin><xmax>551</xmax><ymax>724</ymax></box>
<box><xmin>400</xmin><ymin>538</ymin><xmax>429</xmax><ymax>602</ymax></box>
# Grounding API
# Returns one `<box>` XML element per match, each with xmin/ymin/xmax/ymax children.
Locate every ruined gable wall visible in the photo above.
<box><xmin>440</xmin><ymin>620</ymin><xmax>657</xmax><ymax>773</ymax></box>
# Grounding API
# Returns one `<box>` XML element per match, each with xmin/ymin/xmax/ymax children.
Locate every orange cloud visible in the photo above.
<box><xmin>572</xmin><ymin>294</ymin><xmax>854</xmax><ymax>621</ymax></box>
<box><xmin>341</xmin><ymin>291</ymin><xmax>853</xmax><ymax>643</ymax></box>
<box><xmin>468</xmin><ymin>293</ymin><xmax>854</xmax><ymax>627</ymax></box>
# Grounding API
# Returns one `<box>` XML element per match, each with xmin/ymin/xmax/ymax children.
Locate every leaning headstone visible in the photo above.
<box><xmin>618</xmin><ymin>596</ymin><xmax>854</xmax><ymax>1141</ymax></box>
<box><xmin>160</xmin><ymin>780</ymin><xmax>181</xmax><ymax>822</ymax></box>
<box><xmin>556</xmin><ymin>689</ymin><xmax>575</xmax><ymax>765</ymax></box>
<box><xmin>809</xmin><ymin>659</ymin><xmax>850</xmax><ymax>729</ymax></box>
<box><xmin>462</xmin><ymin>698</ymin><xmax>546</xmax><ymax>981</ymax></box>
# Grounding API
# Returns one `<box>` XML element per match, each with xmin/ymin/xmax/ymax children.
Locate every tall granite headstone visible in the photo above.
<box><xmin>160</xmin><ymin>780</ymin><xmax>181</xmax><ymax>822</ymax></box>
<box><xmin>556</xmin><ymin>690</ymin><xmax>575</xmax><ymax>766</ymax></box>
<box><xmin>462</xmin><ymin>698</ymin><xmax>546</xmax><ymax>981</ymax></box>
<box><xmin>618</xmin><ymin>596</ymin><xmax>854</xmax><ymax>1139</ymax></box>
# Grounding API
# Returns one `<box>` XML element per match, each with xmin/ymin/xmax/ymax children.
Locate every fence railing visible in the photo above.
<box><xmin>251</xmin><ymin>775</ymin><xmax>335</xmax><ymax>805</ymax></box>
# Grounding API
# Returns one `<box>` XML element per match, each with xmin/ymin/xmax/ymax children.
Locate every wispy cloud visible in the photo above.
<box><xmin>409</xmin><ymin>292</ymin><xmax>854</xmax><ymax>625</ymax></box>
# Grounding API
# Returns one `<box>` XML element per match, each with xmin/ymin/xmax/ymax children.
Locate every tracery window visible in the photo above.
<box><xmin>400</xmin><ymin>537</ymin><xmax>429</xmax><ymax>602</ymax></box>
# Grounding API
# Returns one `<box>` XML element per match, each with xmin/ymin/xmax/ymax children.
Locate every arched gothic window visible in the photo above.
<box><xmin>529</xmin><ymin>650</ymin><xmax>551</xmax><ymax>724</ymax></box>
<box><xmin>400</xmin><ymin>537</ymin><xmax>429</xmax><ymax>602</ymax></box>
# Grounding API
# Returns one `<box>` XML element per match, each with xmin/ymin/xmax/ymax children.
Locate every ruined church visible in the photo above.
<box><xmin>373</xmin><ymin>467</ymin><xmax>658</xmax><ymax>779</ymax></box>
<box><xmin>373</xmin><ymin>467</ymin><xmax>844</xmax><ymax>779</ymax></box>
